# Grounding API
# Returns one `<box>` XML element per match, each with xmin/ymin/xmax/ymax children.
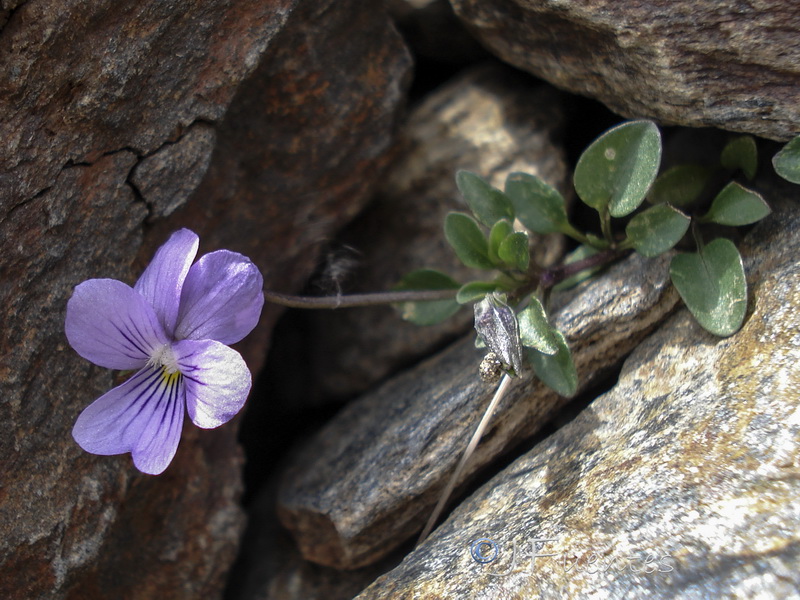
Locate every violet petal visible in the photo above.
<box><xmin>174</xmin><ymin>250</ymin><xmax>264</xmax><ymax>344</ymax></box>
<box><xmin>65</xmin><ymin>279</ymin><xmax>169</xmax><ymax>370</ymax></box>
<box><xmin>72</xmin><ymin>365</ymin><xmax>186</xmax><ymax>475</ymax></box>
<box><xmin>134</xmin><ymin>228</ymin><xmax>199</xmax><ymax>335</ymax></box>
<box><xmin>174</xmin><ymin>338</ymin><xmax>252</xmax><ymax>429</ymax></box>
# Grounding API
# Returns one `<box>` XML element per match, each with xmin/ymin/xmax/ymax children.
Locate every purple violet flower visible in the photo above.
<box><xmin>65</xmin><ymin>228</ymin><xmax>264</xmax><ymax>475</ymax></box>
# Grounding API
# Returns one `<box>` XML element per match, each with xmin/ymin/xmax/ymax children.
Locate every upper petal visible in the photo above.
<box><xmin>65</xmin><ymin>279</ymin><xmax>169</xmax><ymax>370</ymax></box>
<box><xmin>72</xmin><ymin>365</ymin><xmax>186</xmax><ymax>475</ymax></box>
<box><xmin>174</xmin><ymin>339</ymin><xmax>252</xmax><ymax>429</ymax></box>
<box><xmin>174</xmin><ymin>250</ymin><xmax>264</xmax><ymax>344</ymax></box>
<box><xmin>134</xmin><ymin>228</ymin><xmax>199</xmax><ymax>335</ymax></box>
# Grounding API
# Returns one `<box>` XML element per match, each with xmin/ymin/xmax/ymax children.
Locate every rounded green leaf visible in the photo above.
<box><xmin>518</xmin><ymin>297</ymin><xmax>558</xmax><ymax>355</ymax></box>
<box><xmin>444</xmin><ymin>212</ymin><xmax>494</xmax><ymax>270</ymax></box>
<box><xmin>488</xmin><ymin>219</ymin><xmax>514</xmax><ymax>265</ymax></box>
<box><xmin>498</xmin><ymin>231</ymin><xmax>530</xmax><ymax>271</ymax></box>
<box><xmin>526</xmin><ymin>330</ymin><xmax>578</xmax><ymax>397</ymax></box>
<box><xmin>701</xmin><ymin>182</ymin><xmax>771</xmax><ymax>226</ymax></box>
<box><xmin>773</xmin><ymin>136</ymin><xmax>800</xmax><ymax>184</ymax></box>
<box><xmin>574</xmin><ymin>120</ymin><xmax>662</xmax><ymax>217</ymax></box>
<box><xmin>648</xmin><ymin>164</ymin><xmax>712</xmax><ymax>207</ymax></box>
<box><xmin>625</xmin><ymin>204</ymin><xmax>690</xmax><ymax>258</ymax></box>
<box><xmin>504</xmin><ymin>172</ymin><xmax>569</xmax><ymax>234</ymax></box>
<box><xmin>393</xmin><ymin>269</ymin><xmax>461</xmax><ymax>326</ymax></box>
<box><xmin>456</xmin><ymin>170</ymin><xmax>515</xmax><ymax>227</ymax></box>
<box><xmin>721</xmin><ymin>136</ymin><xmax>758</xmax><ymax>181</ymax></box>
<box><xmin>456</xmin><ymin>281</ymin><xmax>498</xmax><ymax>304</ymax></box>
<box><xmin>669</xmin><ymin>238</ymin><xmax>747</xmax><ymax>336</ymax></box>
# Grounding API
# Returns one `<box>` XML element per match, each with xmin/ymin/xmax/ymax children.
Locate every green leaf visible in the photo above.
<box><xmin>773</xmin><ymin>136</ymin><xmax>800</xmax><ymax>184</ymax></box>
<box><xmin>669</xmin><ymin>238</ymin><xmax>747</xmax><ymax>336</ymax></box>
<box><xmin>498</xmin><ymin>231</ymin><xmax>530</xmax><ymax>271</ymax></box>
<box><xmin>721</xmin><ymin>136</ymin><xmax>758</xmax><ymax>180</ymax></box>
<box><xmin>701</xmin><ymin>182</ymin><xmax>771</xmax><ymax>226</ymax></box>
<box><xmin>517</xmin><ymin>297</ymin><xmax>558</xmax><ymax>355</ymax></box>
<box><xmin>444</xmin><ymin>212</ymin><xmax>494</xmax><ymax>270</ymax></box>
<box><xmin>574</xmin><ymin>120</ymin><xmax>662</xmax><ymax>217</ymax></box>
<box><xmin>456</xmin><ymin>170</ymin><xmax>515</xmax><ymax>227</ymax></box>
<box><xmin>488</xmin><ymin>219</ymin><xmax>514</xmax><ymax>265</ymax></box>
<box><xmin>552</xmin><ymin>245</ymin><xmax>602</xmax><ymax>291</ymax></box>
<box><xmin>624</xmin><ymin>204</ymin><xmax>690</xmax><ymax>257</ymax></box>
<box><xmin>527</xmin><ymin>330</ymin><xmax>578</xmax><ymax>397</ymax></box>
<box><xmin>504</xmin><ymin>172</ymin><xmax>569</xmax><ymax>234</ymax></box>
<box><xmin>456</xmin><ymin>281</ymin><xmax>498</xmax><ymax>304</ymax></box>
<box><xmin>648</xmin><ymin>164</ymin><xmax>712</xmax><ymax>207</ymax></box>
<box><xmin>393</xmin><ymin>269</ymin><xmax>461</xmax><ymax>326</ymax></box>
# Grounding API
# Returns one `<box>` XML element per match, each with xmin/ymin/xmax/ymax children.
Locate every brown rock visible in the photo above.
<box><xmin>301</xmin><ymin>64</ymin><xmax>568</xmax><ymax>403</ymax></box>
<box><xmin>0</xmin><ymin>0</ymin><xmax>411</xmax><ymax>597</ymax></box>
<box><xmin>356</xmin><ymin>191</ymin><xmax>800</xmax><ymax>598</ymax></box>
<box><xmin>277</xmin><ymin>250</ymin><xmax>679</xmax><ymax>569</ymax></box>
<box><xmin>451</xmin><ymin>0</ymin><xmax>800</xmax><ymax>141</ymax></box>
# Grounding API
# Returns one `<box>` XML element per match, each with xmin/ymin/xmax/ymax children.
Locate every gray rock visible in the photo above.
<box><xmin>356</xmin><ymin>195</ymin><xmax>800</xmax><ymax>598</ymax></box>
<box><xmin>277</xmin><ymin>249</ymin><xmax>679</xmax><ymax>569</ymax></box>
<box><xmin>451</xmin><ymin>0</ymin><xmax>800</xmax><ymax>141</ymax></box>
<box><xmin>302</xmin><ymin>64</ymin><xmax>568</xmax><ymax>403</ymax></box>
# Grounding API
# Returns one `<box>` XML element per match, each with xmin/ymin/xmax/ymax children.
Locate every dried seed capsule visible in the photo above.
<box><xmin>473</xmin><ymin>292</ymin><xmax>524</xmax><ymax>376</ymax></box>
<box><xmin>479</xmin><ymin>352</ymin><xmax>504</xmax><ymax>383</ymax></box>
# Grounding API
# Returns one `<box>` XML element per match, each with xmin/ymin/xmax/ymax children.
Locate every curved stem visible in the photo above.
<box><xmin>263</xmin><ymin>288</ymin><xmax>457</xmax><ymax>309</ymax></box>
<box><xmin>416</xmin><ymin>373</ymin><xmax>514</xmax><ymax>546</ymax></box>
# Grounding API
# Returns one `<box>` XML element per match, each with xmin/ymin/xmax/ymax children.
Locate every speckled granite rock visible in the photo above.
<box><xmin>451</xmin><ymin>0</ymin><xmax>800</xmax><ymax>141</ymax></box>
<box><xmin>278</xmin><ymin>248</ymin><xmax>680</xmax><ymax>569</ymax></box>
<box><xmin>301</xmin><ymin>64</ymin><xmax>568</xmax><ymax>403</ymax></box>
<box><xmin>356</xmin><ymin>194</ymin><xmax>800</xmax><ymax>598</ymax></box>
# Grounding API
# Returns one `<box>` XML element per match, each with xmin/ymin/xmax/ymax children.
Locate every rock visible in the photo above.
<box><xmin>355</xmin><ymin>193</ymin><xmax>800</xmax><ymax>597</ymax></box>
<box><xmin>227</xmin><ymin>484</ymin><xmax>401</xmax><ymax>600</ymax></box>
<box><xmin>387</xmin><ymin>0</ymin><xmax>486</xmax><ymax>65</ymax></box>
<box><xmin>0</xmin><ymin>0</ymin><xmax>411</xmax><ymax>597</ymax></box>
<box><xmin>299</xmin><ymin>64</ymin><xmax>568</xmax><ymax>403</ymax></box>
<box><xmin>277</xmin><ymin>250</ymin><xmax>680</xmax><ymax>569</ymax></box>
<box><xmin>451</xmin><ymin>0</ymin><xmax>800</xmax><ymax>141</ymax></box>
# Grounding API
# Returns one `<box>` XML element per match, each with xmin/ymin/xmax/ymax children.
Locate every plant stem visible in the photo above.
<box><xmin>263</xmin><ymin>288</ymin><xmax>457</xmax><ymax>309</ymax></box>
<box><xmin>416</xmin><ymin>373</ymin><xmax>514</xmax><ymax>546</ymax></box>
<box><xmin>538</xmin><ymin>247</ymin><xmax>627</xmax><ymax>290</ymax></box>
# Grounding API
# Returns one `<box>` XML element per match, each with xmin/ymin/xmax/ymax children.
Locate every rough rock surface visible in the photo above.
<box><xmin>278</xmin><ymin>250</ymin><xmax>680</xmax><ymax>569</ymax></box>
<box><xmin>356</xmin><ymin>193</ymin><xmax>800</xmax><ymax>598</ymax></box>
<box><xmin>301</xmin><ymin>64</ymin><xmax>568</xmax><ymax>403</ymax></box>
<box><xmin>0</xmin><ymin>0</ymin><xmax>410</xmax><ymax>597</ymax></box>
<box><xmin>451</xmin><ymin>0</ymin><xmax>800</xmax><ymax>141</ymax></box>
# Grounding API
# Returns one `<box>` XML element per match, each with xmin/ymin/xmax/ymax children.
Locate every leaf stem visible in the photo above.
<box><xmin>416</xmin><ymin>373</ymin><xmax>514</xmax><ymax>546</ymax></box>
<box><xmin>538</xmin><ymin>247</ymin><xmax>627</xmax><ymax>290</ymax></box>
<box><xmin>263</xmin><ymin>288</ymin><xmax>457</xmax><ymax>309</ymax></box>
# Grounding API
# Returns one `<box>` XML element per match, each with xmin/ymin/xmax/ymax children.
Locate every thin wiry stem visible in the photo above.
<box><xmin>416</xmin><ymin>373</ymin><xmax>514</xmax><ymax>546</ymax></box>
<box><xmin>263</xmin><ymin>288</ymin><xmax>457</xmax><ymax>309</ymax></box>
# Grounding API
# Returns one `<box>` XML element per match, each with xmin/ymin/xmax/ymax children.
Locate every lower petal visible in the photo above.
<box><xmin>173</xmin><ymin>339</ymin><xmax>251</xmax><ymax>429</ymax></box>
<box><xmin>72</xmin><ymin>366</ymin><xmax>186</xmax><ymax>475</ymax></box>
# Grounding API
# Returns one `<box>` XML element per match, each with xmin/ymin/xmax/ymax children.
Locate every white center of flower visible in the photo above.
<box><xmin>148</xmin><ymin>343</ymin><xmax>180</xmax><ymax>374</ymax></box>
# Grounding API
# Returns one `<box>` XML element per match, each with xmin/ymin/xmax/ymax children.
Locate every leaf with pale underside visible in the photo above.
<box><xmin>527</xmin><ymin>330</ymin><xmax>578</xmax><ymax>397</ymax></box>
<box><xmin>393</xmin><ymin>269</ymin><xmax>460</xmax><ymax>326</ymax></box>
<box><xmin>625</xmin><ymin>204</ymin><xmax>690</xmax><ymax>257</ymax></box>
<box><xmin>700</xmin><ymin>182</ymin><xmax>771</xmax><ymax>226</ymax></box>
<box><xmin>517</xmin><ymin>297</ymin><xmax>558</xmax><ymax>355</ymax></box>
<box><xmin>669</xmin><ymin>238</ymin><xmax>747</xmax><ymax>336</ymax></box>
